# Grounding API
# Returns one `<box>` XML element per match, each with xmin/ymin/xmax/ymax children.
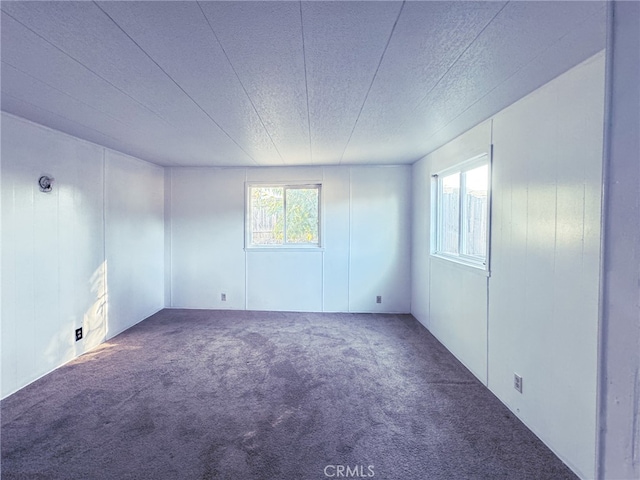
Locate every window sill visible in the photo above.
<box><xmin>430</xmin><ymin>253</ymin><xmax>491</xmax><ymax>277</ymax></box>
<box><xmin>245</xmin><ymin>246</ymin><xmax>324</xmax><ymax>252</ymax></box>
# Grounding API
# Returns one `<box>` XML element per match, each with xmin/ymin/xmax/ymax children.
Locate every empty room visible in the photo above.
<box><xmin>1</xmin><ymin>1</ymin><xmax>638</xmax><ymax>479</ymax></box>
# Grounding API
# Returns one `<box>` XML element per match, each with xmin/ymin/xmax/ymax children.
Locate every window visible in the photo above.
<box><xmin>433</xmin><ymin>155</ymin><xmax>490</xmax><ymax>268</ymax></box>
<box><xmin>247</xmin><ymin>184</ymin><xmax>321</xmax><ymax>247</ymax></box>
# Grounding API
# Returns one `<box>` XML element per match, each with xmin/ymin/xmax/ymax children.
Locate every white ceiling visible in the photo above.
<box><xmin>1</xmin><ymin>1</ymin><xmax>606</xmax><ymax>167</ymax></box>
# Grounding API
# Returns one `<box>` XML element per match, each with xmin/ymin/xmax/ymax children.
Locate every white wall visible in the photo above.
<box><xmin>105</xmin><ymin>150</ymin><xmax>165</xmax><ymax>338</ymax></box>
<box><xmin>489</xmin><ymin>53</ymin><xmax>604</xmax><ymax>479</ymax></box>
<box><xmin>412</xmin><ymin>52</ymin><xmax>606</xmax><ymax>479</ymax></box>
<box><xmin>1</xmin><ymin>113</ymin><xmax>164</xmax><ymax>399</ymax></box>
<box><xmin>349</xmin><ymin>167</ymin><xmax>412</xmax><ymax>313</ymax></box>
<box><xmin>1</xmin><ymin>114</ymin><xmax>104</xmax><ymax>398</ymax></box>
<box><xmin>168</xmin><ymin>165</ymin><xmax>411</xmax><ymax>313</ymax></box>
<box><xmin>410</xmin><ymin>158</ymin><xmax>430</xmax><ymax>326</ymax></box>
<box><xmin>169</xmin><ymin>167</ymin><xmax>247</xmax><ymax>310</ymax></box>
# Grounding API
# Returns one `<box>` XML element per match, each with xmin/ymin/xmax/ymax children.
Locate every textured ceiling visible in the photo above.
<box><xmin>1</xmin><ymin>1</ymin><xmax>606</xmax><ymax>167</ymax></box>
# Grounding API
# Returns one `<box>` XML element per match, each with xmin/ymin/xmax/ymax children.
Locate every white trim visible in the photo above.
<box><xmin>430</xmin><ymin>253</ymin><xmax>490</xmax><ymax>277</ymax></box>
<box><xmin>245</xmin><ymin>246</ymin><xmax>324</xmax><ymax>252</ymax></box>
<box><xmin>435</xmin><ymin>153</ymin><xmax>488</xmax><ymax>178</ymax></box>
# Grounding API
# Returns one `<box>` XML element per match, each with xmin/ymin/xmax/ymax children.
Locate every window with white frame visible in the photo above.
<box><xmin>247</xmin><ymin>184</ymin><xmax>321</xmax><ymax>247</ymax></box>
<box><xmin>433</xmin><ymin>155</ymin><xmax>490</xmax><ymax>268</ymax></box>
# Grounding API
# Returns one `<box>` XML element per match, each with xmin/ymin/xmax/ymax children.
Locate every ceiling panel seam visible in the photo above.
<box><xmin>421</xmin><ymin>5</ymin><xmax>605</xmax><ymax>150</ymax></box>
<box><xmin>411</xmin><ymin>1</ymin><xmax>509</xmax><ymax>115</ymax></box>
<box><xmin>93</xmin><ymin>1</ymin><xmax>260</xmax><ymax>166</ymax></box>
<box><xmin>197</xmin><ymin>1</ymin><xmax>285</xmax><ymax>165</ymax></box>
<box><xmin>338</xmin><ymin>0</ymin><xmax>406</xmax><ymax>165</ymax></box>
<box><xmin>2</xmin><ymin>60</ymin><xmax>146</xmax><ymax>133</ymax></box>
<box><xmin>299</xmin><ymin>1</ymin><xmax>313</xmax><ymax>164</ymax></box>
<box><xmin>0</xmin><ymin>9</ymin><xmax>178</xmax><ymax>133</ymax></box>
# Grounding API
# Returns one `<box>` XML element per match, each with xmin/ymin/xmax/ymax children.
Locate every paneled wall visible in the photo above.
<box><xmin>412</xmin><ymin>121</ymin><xmax>492</xmax><ymax>383</ymax></box>
<box><xmin>1</xmin><ymin>114</ymin><xmax>104</xmax><ymax>398</ymax></box>
<box><xmin>411</xmin><ymin>52</ymin><xmax>605</xmax><ymax>479</ymax></box>
<box><xmin>1</xmin><ymin>113</ymin><xmax>165</xmax><ymax>399</ymax></box>
<box><xmin>349</xmin><ymin>167</ymin><xmax>412</xmax><ymax>313</ymax></box>
<box><xmin>489</xmin><ymin>53</ymin><xmax>604</xmax><ymax>479</ymax></box>
<box><xmin>168</xmin><ymin>165</ymin><xmax>411</xmax><ymax>313</ymax></box>
<box><xmin>105</xmin><ymin>150</ymin><xmax>165</xmax><ymax>337</ymax></box>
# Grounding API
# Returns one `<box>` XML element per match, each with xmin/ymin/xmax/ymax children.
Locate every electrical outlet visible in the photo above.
<box><xmin>376</xmin><ymin>296</ymin><xmax>382</xmax><ymax>304</ymax></box>
<box><xmin>75</xmin><ymin>328</ymin><xmax>83</xmax><ymax>342</ymax></box>
<box><xmin>221</xmin><ymin>293</ymin><xmax>226</xmax><ymax>301</ymax></box>
<box><xmin>514</xmin><ymin>373</ymin><xmax>523</xmax><ymax>393</ymax></box>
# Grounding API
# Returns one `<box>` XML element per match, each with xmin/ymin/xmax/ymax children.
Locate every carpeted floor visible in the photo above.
<box><xmin>1</xmin><ymin>309</ymin><xmax>577</xmax><ymax>479</ymax></box>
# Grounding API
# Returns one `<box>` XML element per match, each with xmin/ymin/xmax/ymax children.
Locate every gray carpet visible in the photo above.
<box><xmin>1</xmin><ymin>309</ymin><xmax>577</xmax><ymax>479</ymax></box>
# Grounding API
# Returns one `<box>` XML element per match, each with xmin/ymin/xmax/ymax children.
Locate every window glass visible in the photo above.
<box><xmin>462</xmin><ymin>165</ymin><xmax>488</xmax><ymax>257</ymax></box>
<box><xmin>250</xmin><ymin>187</ymin><xmax>284</xmax><ymax>245</ymax></box>
<box><xmin>285</xmin><ymin>188</ymin><xmax>319</xmax><ymax>244</ymax></box>
<box><xmin>440</xmin><ymin>172</ymin><xmax>460</xmax><ymax>255</ymax></box>
<box><xmin>248</xmin><ymin>184</ymin><xmax>320</xmax><ymax>247</ymax></box>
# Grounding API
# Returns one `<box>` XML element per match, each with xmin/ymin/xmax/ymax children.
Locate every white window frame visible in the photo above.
<box><xmin>431</xmin><ymin>153</ymin><xmax>491</xmax><ymax>271</ymax></box>
<box><xmin>245</xmin><ymin>182</ymin><xmax>322</xmax><ymax>249</ymax></box>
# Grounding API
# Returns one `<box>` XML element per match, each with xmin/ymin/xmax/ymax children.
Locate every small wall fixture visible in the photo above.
<box><xmin>38</xmin><ymin>175</ymin><xmax>54</xmax><ymax>193</ymax></box>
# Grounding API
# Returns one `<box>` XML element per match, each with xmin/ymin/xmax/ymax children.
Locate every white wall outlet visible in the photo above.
<box><xmin>221</xmin><ymin>293</ymin><xmax>226</xmax><ymax>301</ymax></box>
<box><xmin>514</xmin><ymin>373</ymin><xmax>523</xmax><ymax>393</ymax></box>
